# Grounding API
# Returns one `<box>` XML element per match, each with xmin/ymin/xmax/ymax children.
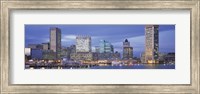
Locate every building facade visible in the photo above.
<box><xmin>70</xmin><ymin>52</ymin><xmax>97</xmax><ymax>61</ymax></box>
<box><xmin>76</xmin><ymin>36</ymin><xmax>91</xmax><ymax>52</ymax></box>
<box><xmin>98</xmin><ymin>53</ymin><xmax>113</xmax><ymax>60</ymax></box>
<box><xmin>70</xmin><ymin>45</ymin><xmax>76</xmax><ymax>53</ymax></box>
<box><xmin>31</xmin><ymin>49</ymin><xmax>43</xmax><ymax>60</ymax></box>
<box><xmin>140</xmin><ymin>52</ymin><xmax>145</xmax><ymax>63</ymax></box>
<box><xmin>99</xmin><ymin>40</ymin><xmax>114</xmax><ymax>53</ymax></box>
<box><xmin>42</xmin><ymin>50</ymin><xmax>56</xmax><ymax>60</ymax></box>
<box><xmin>113</xmin><ymin>51</ymin><xmax>121</xmax><ymax>60</ymax></box>
<box><xmin>25</xmin><ymin>48</ymin><xmax>31</xmax><ymax>56</ymax></box>
<box><xmin>60</xmin><ymin>47</ymin><xmax>68</xmax><ymax>58</ymax></box>
<box><xmin>145</xmin><ymin>25</ymin><xmax>159</xmax><ymax>63</ymax></box>
<box><xmin>95</xmin><ymin>46</ymin><xmax>100</xmax><ymax>53</ymax></box>
<box><xmin>42</xmin><ymin>43</ymin><xmax>50</xmax><ymax>50</ymax></box>
<box><xmin>50</xmin><ymin>27</ymin><xmax>61</xmax><ymax>59</ymax></box>
<box><xmin>123</xmin><ymin>39</ymin><xmax>130</xmax><ymax>47</ymax></box>
<box><xmin>123</xmin><ymin>39</ymin><xmax>133</xmax><ymax>59</ymax></box>
<box><xmin>164</xmin><ymin>53</ymin><xmax>175</xmax><ymax>63</ymax></box>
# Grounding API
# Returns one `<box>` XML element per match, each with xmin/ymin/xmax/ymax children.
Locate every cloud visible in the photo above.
<box><xmin>61</xmin><ymin>39</ymin><xmax>71</xmax><ymax>42</ymax></box>
<box><xmin>63</xmin><ymin>35</ymin><xmax>76</xmax><ymax>39</ymax></box>
<box><xmin>42</xmin><ymin>38</ymin><xmax>49</xmax><ymax>42</ymax></box>
<box><xmin>61</xmin><ymin>35</ymin><xmax>76</xmax><ymax>43</ymax></box>
<box><xmin>111</xmin><ymin>35</ymin><xmax>145</xmax><ymax>52</ymax></box>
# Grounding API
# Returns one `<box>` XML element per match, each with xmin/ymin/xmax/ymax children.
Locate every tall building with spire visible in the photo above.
<box><xmin>50</xmin><ymin>27</ymin><xmax>61</xmax><ymax>59</ymax></box>
<box><xmin>145</xmin><ymin>25</ymin><xmax>159</xmax><ymax>63</ymax></box>
<box><xmin>123</xmin><ymin>39</ymin><xmax>133</xmax><ymax>59</ymax></box>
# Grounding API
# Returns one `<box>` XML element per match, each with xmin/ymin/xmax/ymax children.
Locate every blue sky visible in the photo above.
<box><xmin>25</xmin><ymin>25</ymin><xmax>175</xmax><ymax>57</ymax></box>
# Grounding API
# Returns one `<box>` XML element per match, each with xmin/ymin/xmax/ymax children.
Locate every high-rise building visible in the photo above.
<box><xmin>42</xmin><ymin>43</ymin><xmax>50</xmax><ymax>50</ymax></box>
<box><xmin>145</xmin><ymin>25</ymin><xmax>159</xmax><ymax>63</ymax></box>
<box><xmin>123</xmin><ymin>39</ymin><xmax>130</xmax><ymax>47</ymax></box>
<box><xmin>76</xmin><ymin>35</ymin><xmax>91</xmax><ymax>52</ymax></box>
<box><xmin>123</xmin><ymin>39</ymin><xmax>133</xmax><ymax>59</ymax></box>
<box><xmin>50</xmin><ymin>27</ymin><xmax>61</xmax><ymax>59</ymax></box>
<box><xmin>99</xmin><ymin>40</ymin><xmax>114</xmax><ymax>53</ymax></box>
<box><xmin>98</xmin><ymin>40</ymin><xmax>114</xmax><ymax>60</ymax></box>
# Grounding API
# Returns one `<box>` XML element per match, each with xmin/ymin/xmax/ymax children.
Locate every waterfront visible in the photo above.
<box><xmin>25</xmin><ymin>25</ymin><xmax>175</xmax><ymax>70</ymax></box>
<box><xmin>89</xmin><ymin>64</ymin><xmax>175</xmax><ymax>69</ymax></box>
<box><xmin>26</xmin><ymin>63</ymin><xmax>175</xmax><ymax>69</ymax></box>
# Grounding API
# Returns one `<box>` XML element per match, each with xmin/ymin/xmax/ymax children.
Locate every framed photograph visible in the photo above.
<box><xmin>25</xmin><ymin>24</ymin><xmax>175</xmax><ymax>70</ymax></box>
<box><xmin>1</xmin><ymin>0</ymin><xmax>199</xmax><ymax>93</ymax></box>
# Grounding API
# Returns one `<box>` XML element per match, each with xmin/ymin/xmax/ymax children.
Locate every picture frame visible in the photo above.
<box><xmin>0</xmin><ymin>0</ymin><xmax>199</xmax><ymax>93</ymax></box>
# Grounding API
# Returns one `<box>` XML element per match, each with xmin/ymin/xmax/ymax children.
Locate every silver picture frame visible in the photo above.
<box><xmin>0</xmin><ymin>0</ymin><xmax>199</xmax><ymax>93</ymax></box>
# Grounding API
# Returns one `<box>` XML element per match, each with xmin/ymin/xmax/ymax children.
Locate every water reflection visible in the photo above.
<box><xmin>89</xmin><ymin>64</ymin><xmax>175</xmax><ymax>69</ymax></box>
<box><xmin>26</xmin><ymin>63</ymin><xmax>175</xmax><ymax>69</ymax></box>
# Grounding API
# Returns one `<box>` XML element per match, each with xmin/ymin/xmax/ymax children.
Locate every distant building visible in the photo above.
<box><xmin>31</xmin><ymin>49</ymin><xmax>43</xmax><ymax>60</ymax></box>
<box><xmin>96</xmin><ymin>40</ymin><xmax>115</xmax><ymax>60</ymax></box>
<box><xmin>50</xmin><ymin>27</ymin><xmax>61</xmax><ymax>59</ymax></box>
<box><xmin>70</xmin><ymin>53</ymin><xmax>76</xmax><ymax>61</ymax></box>
<box><xmin>140</xmin><ymin>52</ymin><xmax>145</xmax><ymax>63</ymax></box>
<box><xmin>42</xmin><ymin>50</ymin><xmax>56</xmax><ymax>60</ymax></box>
<box><xmin>28</xmin><ymin>44</ymin><xmax>43</xmax><ymax>49</ymax></box>
<box><xmin>65</xmin><ymin>45</ymin><xmax>76</xmax><ymax>60</ymax></box>
<box><xmin>76</xmin><ymin>36</ymin><xmax>91</xmax><ymax>52</ymax></box>
<box><xmin>70</xmin><ymin>52</ymin><xmax>97</xmax><ymax>61</ymax></box>
<box><xmin>113</xmin><ymin>51</ymin><xmax>121</xmax><ymax>60</ymax></box>
<box><xmin>60</xmin><ymin>46</ymin><xmax>77</xmax><ymax>59</ymax></box>
<box><xmin>158</xmin><ymin>53</ymin><xmax>167</xmax><ymax>63</ymax></box>
<box><xmin>98</xmin><ymin>53</ymin><xmax>113</xmax><ymax>60</ymax></box>
<box><xmin>123</xmin><ymin>39</ymin><xmax>130</xmax><ymax>47</ymax></box>
<box><xmin>70</xmin><ymin>45</ymin><xmax>76</xmax><ymax>53</ymax></box>
<box><xmin>99</xmin><ymin>40</ymin><xmax>114</xmax><ymax>53</ymax></box>
<box><xmin>42</xmin><ymin>43</ymin><xmax>50</xmax><ymax>50</ymax></box>
<box><xmin>164</xmin><ymin>53</ymin><xmax>175</xmax><ymax>63</ymax></box>
<box><xmin>60</xmin><ymin>47</ymin><xmax>68</xmax><ymax>58</ymax></box>
<box><xmin>95</xmin><ymin>46</ymin><xmax>100</xmax><ymax>53</ymax></box>
<box><xmin>25</xmin><ymin>48</ymin><xmax>31</xmax><ymax>61</ymax></box>
<box><xmin>25</xmin><ymin>48</ymin><xmax>31</xmax><ymax>56</ymax></box>
<box><xmin>145</xmin><ymin>25</ymin><xmax>159</xmax><ymax>63</ymax></box>
<box><xmin>25</xmin><ymin>55</ymin><xmax>31</xmax><ymax>62</ymax></box>
<box><xmin>123</xmin><ymin>39</ymin><xmax>133</xmax><ymax>59</ymax></box>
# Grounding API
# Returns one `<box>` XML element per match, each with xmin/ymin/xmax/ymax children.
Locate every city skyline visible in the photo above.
<box><xmin>25</xmin><ymin>25</ymin><xmax>175</xmax><ymax>57</ymax></box>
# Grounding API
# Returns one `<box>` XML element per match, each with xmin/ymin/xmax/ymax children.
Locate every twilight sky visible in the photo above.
<box><xmin>25</xmin><ymin>25</ymin><xmax>175</xmax><ymax>57</ymax></box>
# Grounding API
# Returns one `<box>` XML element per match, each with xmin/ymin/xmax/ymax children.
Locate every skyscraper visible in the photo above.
<box><xmin>99</xmin><ymin>40</ymin><xmax>114</xmax><ymax>53</ymax></box>
<box><xmin>76</xmin><ymin>35</ymin><xmax>91</xmax><ymax>52</ymax></box>
<box><xmin>123</xmin><ymin>39</ymin><xmax>130</xmax><ymax>47</ymax></box>
<box><xmin>50</xmin><ymin>27</ymin><xmax>61</xmax><ymax>59</ymax></box>
<box><xmin>123</xmin><ymin>39</ymin><xmax>133</xmax><ymax>59</ymax></box>
<box><xmin>145</xmin><ymin>25</ymin><xmax>159</xmax><ymax>63</ymax></box>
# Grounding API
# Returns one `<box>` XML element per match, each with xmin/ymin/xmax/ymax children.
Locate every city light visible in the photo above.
<box><xmin>25</xmin><ymin>25</ymin><xmax>175</xmax><ymax>69</ymax></box>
